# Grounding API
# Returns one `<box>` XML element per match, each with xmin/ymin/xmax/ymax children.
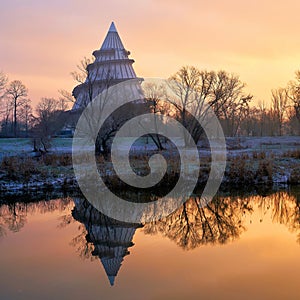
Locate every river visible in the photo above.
<box><xmin>0</xmin><ymin>188</ymin><xmax>299</xmax><ymax>299</ymax></box>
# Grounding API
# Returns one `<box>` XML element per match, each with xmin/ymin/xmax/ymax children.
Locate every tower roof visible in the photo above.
<box><xmin>72</xmin><ymin>21</ymin><xmax>143</xmax><ymax>110</ymax></box>
<box><xmin>90</xmin><ymin>224</ymin><xmax>137</xmax><ymax>286</ymax></box>
<box><xmin>108</xmin><ymin>21</ymin><xmax>117</xmax><ymax>32</ymax></box>
<box><xmin>100</xmin><ymin>22</ymin><xmax>125</xmax><ymax>50</ymax></box>
<box><xmin>101</xmin><ymin>256</ymin><xmax>124</xmax><ymax>286</ymax></box>
<box><xmin>108</xmin><ymin>275</ymin><xmax>116</xmax><ymax>286</ymax></box>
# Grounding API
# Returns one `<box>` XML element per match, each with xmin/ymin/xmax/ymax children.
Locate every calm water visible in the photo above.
<box><xmin>0</xmin><ymin>188</ymin><xmax>300</xmax><ymax>300</ymax></box>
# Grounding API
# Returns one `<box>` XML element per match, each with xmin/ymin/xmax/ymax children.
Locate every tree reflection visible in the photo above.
<box><xmin>0</xmin><ymin>203</ymin><xmax>27</xmax><ymax>235</ymax></box>
<box><xmin>58</xmin><ymin>209</ymin><xmax>96</xmax><ymax>261</ymax></box>
<box><xmin>58</xmin><ymin>188</ymin><xmax>300</xmax><ymax>270</ymax></box>
<box><xmin>142</xmin><ymin>188</ymin><xmax>300</xmax><ymax>250</ymax></box>
<box><xmin>0</xmin><ymin>198</ymin><xmax>72</xmax><ymax>239</ymax></box>
<box><xmin>143</xmin><ymin>195</ymin><xmax>252</xmax><ymax>249</ymax></box>
<box><xmin>255</xmin><ymin>189</ymin><xmax>300</xmax><ymax>243</ymax></box>
<box><xmin>1</xmin><ymin>188</ymin><xmax>300</xmax><ymax>287</ymax></box>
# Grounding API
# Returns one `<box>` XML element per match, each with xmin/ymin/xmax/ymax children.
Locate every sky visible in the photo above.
<box><xmin>1</xmin><ymin>0</ymin><xmax>300</xmax><ymax>108</ymax></box>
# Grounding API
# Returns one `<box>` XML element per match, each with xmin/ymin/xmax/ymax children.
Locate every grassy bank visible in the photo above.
<box><xmin>0</xmin><ymin>136</ymin><xmax>299</xmax><ymax>193</ymax></box>
<box><xmin>0</xmin><ymin>148</ymin><xmax>299</xmax><ymax>195</ymax></box>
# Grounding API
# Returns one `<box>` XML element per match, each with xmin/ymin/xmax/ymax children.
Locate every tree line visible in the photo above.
<box><xmin>0</xmin><ymin>71</ymin><xmax>71</xmax><ymax>151</ymax></box>
<box><xmin>70</xmin><ymin>58</ymin><xmax>299</xmax><ymax>147</ymax></box>
<box><xmin>156</xmin><ymin>66</ymin><xmax>300</xmax><ymax>138</ymax></box>
<box><xmin>0</xmin><ymin>65</ymin><xmax>299</xmax><ymax>147</ymax></box>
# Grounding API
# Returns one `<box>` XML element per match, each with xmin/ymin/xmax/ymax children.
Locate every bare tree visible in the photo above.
<box><xmin>0</xmin><ymin>98</ymin><xmax>14</xmax><ymax>136</ymax></box>
<box><xmin>0</xmin><ymin>72</ymin><xmax>9</xmax><ymax>135</ymax></box>
<box><xmin>57</xmin><ymin>57</ymin><xmax>98</xmax><ymax>111</ymax></box>
<box><xmin>71</xmin><ymin>56</ymin><xmax>111</xmax><ymax>109</ymax></box>
<box><xmin>271</xmin><ymin>88</ymin><xmax>289</xmax><ymax>136</ymax></box>
<box><xmin>166</xmin><ymin>66</ymin><xmax>252</xmax><ymax>144</ymax></box>
<box><xmin>33</xmin><ymin>98</ymin><xmax>67</xmax><ymax>152</ymax></box>
<box><xmin>209</xmin><ymin>71</ymin><xmax>252</xmax><ymax>136</ymax></box>
<box><xmin>142</xmin><ymin>82</ymin><xmax>169</xmax><ymax>150</ymax></box>
<box><xmin>258</xmin><ymin>100</ymin><xmax>267</xmax><ymax>136</ymax></box>
<box><xmin>6</xmin><ymin>80</ymin><xmax>28</xmax><ymax>137</ymax></box>
<box><xmin>287</xmin><ymin>70</ymin><xmax>300</xmax><ymax>123</ymax></box>
<box><xmin>70</xmin><ymin>56</ymin><xmax>144</xmax><ymax>157</ymax></box>
<box><xmin>58</xmin><ymin>89</ymin><xmax>74</xmax><ymax>107</ymax></box>
<box><xmin>19</xmin><ymin>99</ymin><xmax>33</xmax><ymax>137</ymax></box>
<box><xmin>167</xmin><ymin>67</ymin><xmax>215</xmax><ymax>146</ymax></box>
<box><xmin>0</xmin><ymin>71</ymin><xmax>8</xmax><ymax>101</ymax></box>
<box><xmin>71</xmin><ymin>56</ymin><xmax>94</xmax><ymax>85</ymax></box>
<box><xmin>286</xmin><ymin>106</ymin><xmax>300</xmax><ymax>135</ymax></box>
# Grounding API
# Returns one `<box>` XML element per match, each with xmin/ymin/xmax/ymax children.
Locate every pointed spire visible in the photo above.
<box><xmin>72</xmin><ymin>21</ymin><xmax>143</xmax><ymax>110</ymax></box>
<box><xmin>108</xmin><ymin>275</ymin><xmax>115</xmax><ymax>286</ymax></box>
<box><xmin>108</xmin><ymin>21</ymin><xmax>117</xmax><ymax>32</ymax></box>
<box><xmin>100</xmin><ymin>252</ymin><xmax>125</xmax><ymax>286</ymax></box>
<box><xmin>100</xmin><ymin>21</ymin><xmax>124</xmax><ymax>50</ymax></box>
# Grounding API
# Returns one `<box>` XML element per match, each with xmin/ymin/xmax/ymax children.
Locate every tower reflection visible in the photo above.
<box><xmin>72</xmin><ymin>197</ymin><xmax>143</xmax><ymax>285</ymax></box>
<box><xmin>68</xmin><ymin>187</ymin><xmax>300</xmax><ymax>284</ymax></box>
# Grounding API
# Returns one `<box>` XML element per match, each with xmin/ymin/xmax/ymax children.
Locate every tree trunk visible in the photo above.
<box><xmin>14</xmin><ymin>97</ymin><xmax>17</xmax><ymax>137</ymax></box>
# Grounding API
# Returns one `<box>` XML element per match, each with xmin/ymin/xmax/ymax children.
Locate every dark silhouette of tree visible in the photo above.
<box><xmin>0</xmin><ymin>203</ymin><xmax>29</xmax><ymax>236</ymax></box>
<box><xmin>287</xmin><ymin>71</ymin><xmax>300</xmax><ymax>123</ymax></box>
<box><xmin>32</xmin><ymin>97</ymin><xmax>67</xmax><ymax>152</ymax></box>
<box><xmin>19</xmin><ymin>99</ymin><xmax>33</xmax><ymax>137</ymax></box>
<box><xmin>0</xmin><ymin>96</ymin><xmax>13</xmax><ymax>136</ymax></box>
<box><xmin>65</xmin><ymin>57</ymin><xmax>142</xmax><ymax>157</ymax></box>
<box><xmin>166</xmin><ymin>66</ymin><xmax>252</xmax><ymax>142</ymax></box>
<box><xmin>69</xmin><ymin>224</ymin><xmax>97</xmax><ymax>261</ymax></box>
<box><xmin>0</xmin><ymin>71</ymin><xmax>8</xmax><ymax>100</ymax></box>
<box><xmin>270</xmin><ymin>88</ymin><xmax>289</xmax><ymax>136</ymax></box>
<box><xmin>0</xmin><ymin>198</ymin><xmax>72</xmax><ymax>240</ymax></box>
<box><xmin>143</xmin><ymin>195</ymin><xmax>252</xmax><ymax>250</ymax></box>
<box><xmin>256</xmin><ymin>190</ymin><xmax>300</xmax><ymax>243</ymax></box>
<box><xmin>6</xmin><ymin>80</ymin><xmax>28</xmax><ymax>137</ymax></box>
<box><xmin>142</xmin><ymin>82</ymin><xmax>172</xmax><ymax>150</ymax></box>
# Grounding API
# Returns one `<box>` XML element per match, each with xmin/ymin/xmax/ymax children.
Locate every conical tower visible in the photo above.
<box><xmin>72</xmin><ymin>22</ymin><xmax>143</xmax><ymax>110</ymax></box>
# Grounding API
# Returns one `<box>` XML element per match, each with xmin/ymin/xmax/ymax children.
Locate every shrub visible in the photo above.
<box><xmin>289</xmin><ymin>167</ymin><xmax>300</xmax><ymax>184</ymax></box>
<box><xmin>283</xmin><ymin>150</ymin><xmax>300</xmax><ymax>159</ymax></box>
<box><xmin>252</xmin><ymin>151</ymin><xmax>266</xmax><ymax>159</ymax></box>
<box><xmin>1</xmin><ymin>156</ymin><xmax>39</xmax><ymax>182</ymax></box>
<box><xmin>42</xmin><ymin>153</ymin><xmax>72</xmax><ymax>166</ymax></box>
<box><xmin>226</xmin><ymin>156</ymin><xmax>255</xmax><ymax>184</ymax></box>
<box><xmin>256</xmin><ymin>160</ymin><xmax>273</xmax><ymax>182</ymax></box>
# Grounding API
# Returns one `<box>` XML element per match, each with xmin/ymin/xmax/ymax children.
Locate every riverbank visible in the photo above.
<box><xmin>0</xmin><ymin>136</ymin><xmax>299</xmax><ymax>195</ymax></box>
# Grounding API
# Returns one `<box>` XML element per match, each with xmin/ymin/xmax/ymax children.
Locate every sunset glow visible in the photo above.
<box><xmin>1</xmin><ymin>0</ymin><xmax>300</xmax><ymax>107</ymax></box>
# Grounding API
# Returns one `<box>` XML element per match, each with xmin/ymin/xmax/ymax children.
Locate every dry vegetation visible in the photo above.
<box><xmin>0</xmin><ymin>154</ymin><xmax>74</xmax><ymax>189</ymax></box>
<box><xmin>0</xmin><ymin>146</ymin><xmax>299</xmax><ymax>192</ymax></box>
<box><xmin>225</xmin><ymin>153</ymin><xmax>273</xmax><ymax>185</ymax></box>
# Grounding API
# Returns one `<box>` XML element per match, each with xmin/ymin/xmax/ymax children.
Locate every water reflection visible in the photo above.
<box><xmin>0</xmin><ymin>203</ymin><xmax>27</xmax><ymax>236</ymax></box>
<box><xmin>144</xmin><ymin>196</ymin><xmax>249</xmax><ymax>249</ymax></box>
<box><xmin>0</xmin><ymin>188</ymin><xmax>300</xmax><ymax>287</ymax></box>
<box><xmin>255</xmin><ymin>191</ymin><xmax>300</xmax><ymax>243</ymax></box>
<box><xmin>67</xmin><ymin>188</ymin><xmax>300</xmax><ymax>284</ymax></box>
<box><xmin>71</xmin><ymin>197</ymin><xmax>142</xmax><ymax>285</ymax></box>
<box><xmin>143</xmin><ymin>189</ymin><xmax>300</xmax><ymax>249</ymax></box>
<box><xmin>0</xmin><ymin>198</ymin><xmax>72</xmax><ymax>238</ymax></box>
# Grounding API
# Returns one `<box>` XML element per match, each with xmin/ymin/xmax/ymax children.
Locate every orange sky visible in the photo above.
<box><xmin>1</xmin><ymin>0</ymin><xmax>300</xmax><ymax>108</ymax></box>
